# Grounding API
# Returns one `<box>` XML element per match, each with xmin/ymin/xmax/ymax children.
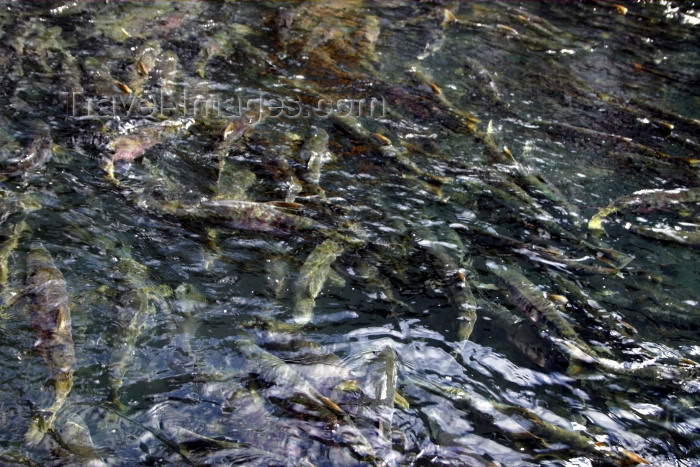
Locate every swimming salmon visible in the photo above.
<box><xmin>24</xmin><ymin>243</ymin><xmax>75</xmax><ymax>446</ymax></box>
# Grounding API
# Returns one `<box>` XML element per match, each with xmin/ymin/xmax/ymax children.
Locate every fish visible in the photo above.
<box><xmin>405</xmin><ymin>64</ymin><xmax>479</xmax><ymax>126</ymax></box>
<box><xmin>107</xmin><ymin>253</ymin><xmax>171</xmax><ymax>409</ymax></box>
<box><xmin>0</xmin><ymin>136</ymin><xmax>53</xmax><ymax>178</ymax></box>
<box><xmin>285</xmin><ymin>175</ymin><xmax>303</xmax><ymax>203</ymax></box>
<box><xmin>330</xmin><ymin>112</ymin><xmax>448</xmax><ymax>186</ymax></box>
<box><xmin>167</xmin><ymin>425</ymin><xmax>298</xmax><ymax>466</ymax></box>
<box><xmin>58</xmin><ymin>414</ymin><xmax>107</xmax><ymax>466</ymax></box>
<box><xmin>213</xmin><ymin>107</ymin><xmax>270</xmax><ymax>193</ymax></box>
<box><xmin>461</xmin><ymin>177</ymin><xmax>630</xmax><ymax>267</ymax></box>
<box><xmin>411</xmin><ymin>374</ymin><xmax>645</xmax><ymax>465</ymax></box>
<box><xmin>126</xmin><ymin>40</ymin><xmax>161</xmax><ymax>96</ymax></box>
<box><xmin>274</xmin><ymin>6</ymin><xmax>295</xmax><ymax>55</ymax></box>
<box><xmin>236</xmin><ymin>339</ymin><xmax>383</xmax><ymax>465</ymax></box>
<box><xmin>415</xmin><ymin>229</ymin><xmax>478</xmax><ymax>341</ymax></box>
<box><xmin>265</xmin><ymin>256</ymin><xmax>289</xmax><ymax>300</ymax></box>
<box><xmin>217</xmin><ymin>107</ymin><xmax>269</xmax><ymax>151</ymax></box>
<box><xmin>0</xmin><ymin>220</ymin><xmax>27</xmax><ymax>288</ymax></box>
<box><xmin>237</xmin><ymin>339</ymin><xmax>342</xmax><ymax>413</ymax></box>
<box><xmin>539</xmin><ymin>121</ymin><xmax>698</xmax><ymax>166</ymax></box>
<box><xmin>195</xmin><ymin>30</ymin><xmax>230</xmax><ymax>78</ymax></box>
<box><xmin>24</xmin><ymin>243</ymin><xmax>75</xmax><ymax>446</ymax></box>
<box><xmin>627</xmin><ymin>223</ymin><xmax>700</xmax><ymax>248</ymax></box>
<box><xmin>481</xmin><ymin>300</ymin><xmax>569</xmax><ymax>371</ymax></box>
<box><xmin>299</xmin><ymin>128</ymin><xmax>332</xmax><ymax>186</ymax></box>
<box><xmin>293</xmin><ymin>239</ymin><xmax>344</xmax><ymax>326</ymax></box>
<box><xmin>158</xmin><ymin>50</ymin><xmax>178</xmax><ymax>96</ymax></box>
<box><xmin>486</xmin><ymin>261</ymin><xmax>593</xmax><ymax>354</ymax></box>
<box><xmin>511</xmin><ymin>170</ymin><xmax>583</xmax><ymax>226</ymax></box>
<box><xmin>107</xmin><ymin>125</ymin><xmax>162</xmax><ymax>163</ymax></box>
<box><xmin>213</xmin><ymin>168</ymin><xmax>256</xmax><ymax>201</ymax></box>
<box><xmin>175</xmin><ymin>199</ymin><xmax>326</xmax><ymax>237</ymax></box>
<box><xmin>369</xmin><ymin>346</ymin><xmax>400</xmax><ymax>445</ymax></box>
<box><xmin>553</xmin><ymin>275</ymin><xmax>637</xmax><ymax>338</ymax></box>
<box><xmin>465</xmin><ymin>223</ymin><xmax>620</xmax><ymax>276</ymax></box>
<box><xmin>589</xmin><ymin>187</ymin><xmax>700</xmax><ymax>231</ymax></box>
<box><xmin>464</xmin><ymin>57</ymin><xmax>502</xmax><ymax>104</ymax></box>
<box><xmin>465</xmin><ymin>176</ymin><xmax>632</xmax><ymax>267</ymax></box>
<box><xmin>81</xmin><ymin>57</ymin><xmax>120</xmax><ymax>96</ymax></box>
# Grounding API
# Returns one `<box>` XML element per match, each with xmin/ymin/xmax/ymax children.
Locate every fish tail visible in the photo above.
<box><xmin>24</xmin><ymin>418</ymin><xmax>45</xmax><ymax>447</ymax></box>
<box><xmin>25</xmin><ymin>409</ymin><xmax>56</xmax><ymax>447</ymax></box>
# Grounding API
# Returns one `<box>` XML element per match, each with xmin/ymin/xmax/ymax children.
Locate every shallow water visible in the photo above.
<box><xmin>0</xmin><ymin>1</ymin><xmax>698</xmax><ymax>466</ymax></box>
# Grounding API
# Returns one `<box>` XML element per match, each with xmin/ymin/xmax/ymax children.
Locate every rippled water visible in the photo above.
<box><xmin>0</xmin><ymin>1</ymin><xmax>698</xmax><ymax>466</ymax></box>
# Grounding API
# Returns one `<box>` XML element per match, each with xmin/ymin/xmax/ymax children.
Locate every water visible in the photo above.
<box><xmin>0</xmin><ymin>1</ymin><xmax>698</xmax><ymax>466</ymax></box>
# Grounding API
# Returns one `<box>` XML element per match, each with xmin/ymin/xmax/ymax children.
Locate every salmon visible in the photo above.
<box><xmin>24</xmin><ymin>243</ymin><xmax>75</xmax><ymax>446</ymax></box>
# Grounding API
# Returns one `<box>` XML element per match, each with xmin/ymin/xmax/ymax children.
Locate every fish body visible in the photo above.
<box><xmin>59</xmin><ymin>414</ymin><xmax>106</xmax><ymax>466</ymax></box>
<box><xmin>126</xmin><ymin>40</ymin><xmax>161</xmax><ymax>96</ymax></box>
<box><xmin>416</xmin><ymin>229</ymin><xmax>477</xmax><ymax>340</ymax></box>
<box><xmin>158</xmin><ymin>50</ymin><xmax>178</xmax><ymax>96</ymax></box>
<box><xmin>300</xmin><ymin>128</ymin><xmax>331</xmax><ymax>185</ymax></box>
<box><xmin>293</xmin><ymin>240</ymin><xmax>344</xmax><ymax>325</ymax></box>
<box><xmin>214</xmin><ymin>168</ymin><xmax>256</xmax><ymax>201</ymax></box>
<box><xmin>628</xmin><ymin>223</ymin><xmax>700</xmax><ymax>248</ymax></box>
<box><xmin>1</xmin><ymin>137</ymin><xmax>53</xmax><ymax>178</ymax></box>
<box><xmin>195</xmin><ymin>30</ymin><xmax>229</xmax><ymax>78</ymax></box>
<box><xmin>590</xmin><ymin>187</ymin><xmax>700</xmax><ymax>230</ymax></box>
<box><xmin>197</xmin><ymin>199</ymin><xmax>324</xmax><ymax>236</ymax></box>
<box><xmin>265</xmin><ymin>255</ymin><xmax>292</xmax><ymax>300</ymax></box>
<box><xmin>370</xmin><ymin>347</ymin><xmax>399</xmax><ymax>442</ymax></box>
<box><xmin>108</xmin><ymin>126</ymin><xmax>162</xmax><ymax>163</ymax></box>
<box><xmin>487</xmin><ymin>262</ymin><xmax>591</xmax><ymax>353</ymax></box>
<box><xmin>0</xmin><ymin>220</ymin><xmax>27</xmax><ymax>287</ymax></box>
<box><xmin>330</xmin><ymin>112</ymin><xmax>445</xmax><ymax>184</ymax></box>
<box><xmin>482</xmin><ymin>301</ymin><xmax>569</xmax><ymax>371</ymax></box>
<box><xmin>236</xmin><ymin>339</ymin><xmax>382</xmax><ymax>465</ymax></box>
<box><xmin>236</xmin><ymin>339</ymin><xmax>343</xmax><ymax>414</ymax></box>
<box><xmin>216</xmin><ymin>107</ymin><xmax>269</xmax><ymax>153</ymax></box>
<box><xmin>405</xmin><ymin>65</ymin><xmax>479</xmax><ymax>127</ymax></box>
<box><xmin>106</xmin><ymin>254</ymin><xmax>169</xmax><ymax>408</ymax></box>
<box><xmin>25</xmin><ymin>243</ymin><xmax>75</xmax><ymax>445</ymax></box>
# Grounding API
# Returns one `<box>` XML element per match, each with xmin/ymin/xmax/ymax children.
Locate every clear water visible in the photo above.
<box><xmin>0</xmin><ymin>2</ymin><xmax>698</xmax><ymax>466</ymax></box>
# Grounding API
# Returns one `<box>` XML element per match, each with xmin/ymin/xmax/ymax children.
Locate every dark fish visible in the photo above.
<box><xmin>107</xmin><ymin>254</ymin><xmax>170</xmax><ymax>409</ymax></box>
<box><xmin>415</xmin><ymin>229</ymin><xmax>477</xmax><ymax>341</ymax></box>
<box><xmin>486</xmin><ymin>261</ymin><xmax>592</xmax><ymax>354</ymax></box>
<box><xmin>481</xmin><ymin>300</ymin><xmax>569</xmax><ymax>372</ymax></box>
<box><xmin>590</xmin><ymin>187</ymin><xmax>700</xmax><ymax>230</ymax></box>
<box><xmin>187</xmin><ymin>199</ymin><xmax>325</xmax><ymax>236</ymax></box>
<box><xmin>0</xmin><ymin>137</ymin><xmax>53</xmax><ymax>178</ymax></box>
<box><xmin>627</xmin><ymin>223</ymin><xmax>700</xmax><ymax>248</ymax></box>
<box><xmin>24</xmin><ymin>243</ymin><xmax>75</xmax><ymax>446</ymax></box>
<box><xmin>236</xmin><ymin>339</ymin><xmax>384</xmax><ymax>466</ymax></box>
<box><xmin>330</xmin><ymin>112</ymin><xmax>448</xmax><ymax>185</ymax></box>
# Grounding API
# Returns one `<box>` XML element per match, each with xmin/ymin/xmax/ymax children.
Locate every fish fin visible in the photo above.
<box><xmin>56</xmin><ymin>306</ymin><xmax>68</xmax><ymax>332</ymax></box>
<box><xmin>394</xmin><ymin>392</ymin><xmax>410</xmax><ymax>410</ymax></box>
<box><xmin>588</xmin><ymin>214</ymin><xmax>605</xmax><ymax>231</ymax></box>
<box><xmin>619</xmin><ymin>449</ymin><xmax>650</xmax><ymax>466</ymax></box>
<box><xmin>25</xmin><ymin>412</ymin><xmax>50</xmax><ymax>447</ymax></box>
<box><xmin>334</xmin><ymin>380</ymin><xmax>361</xmax><ymax>393</ymax></box>
<box><xmin>319</xmin><ymin>396</ymin><xmax>344</xmax><ymax>416</ymax></box>
<box><xmin>1</xmin><ymin>286</ymin><xmax>30</xmax><ymax>310</ymax></box>
<box><xmin>268</xmin><ymin>201</ymin><xmax>303</xmax><ymax>212</ymax></box>
<box><xmin>327</xmin><ymin>269</ymin><xmax>346</xmax><ymax>288</ymax></box>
